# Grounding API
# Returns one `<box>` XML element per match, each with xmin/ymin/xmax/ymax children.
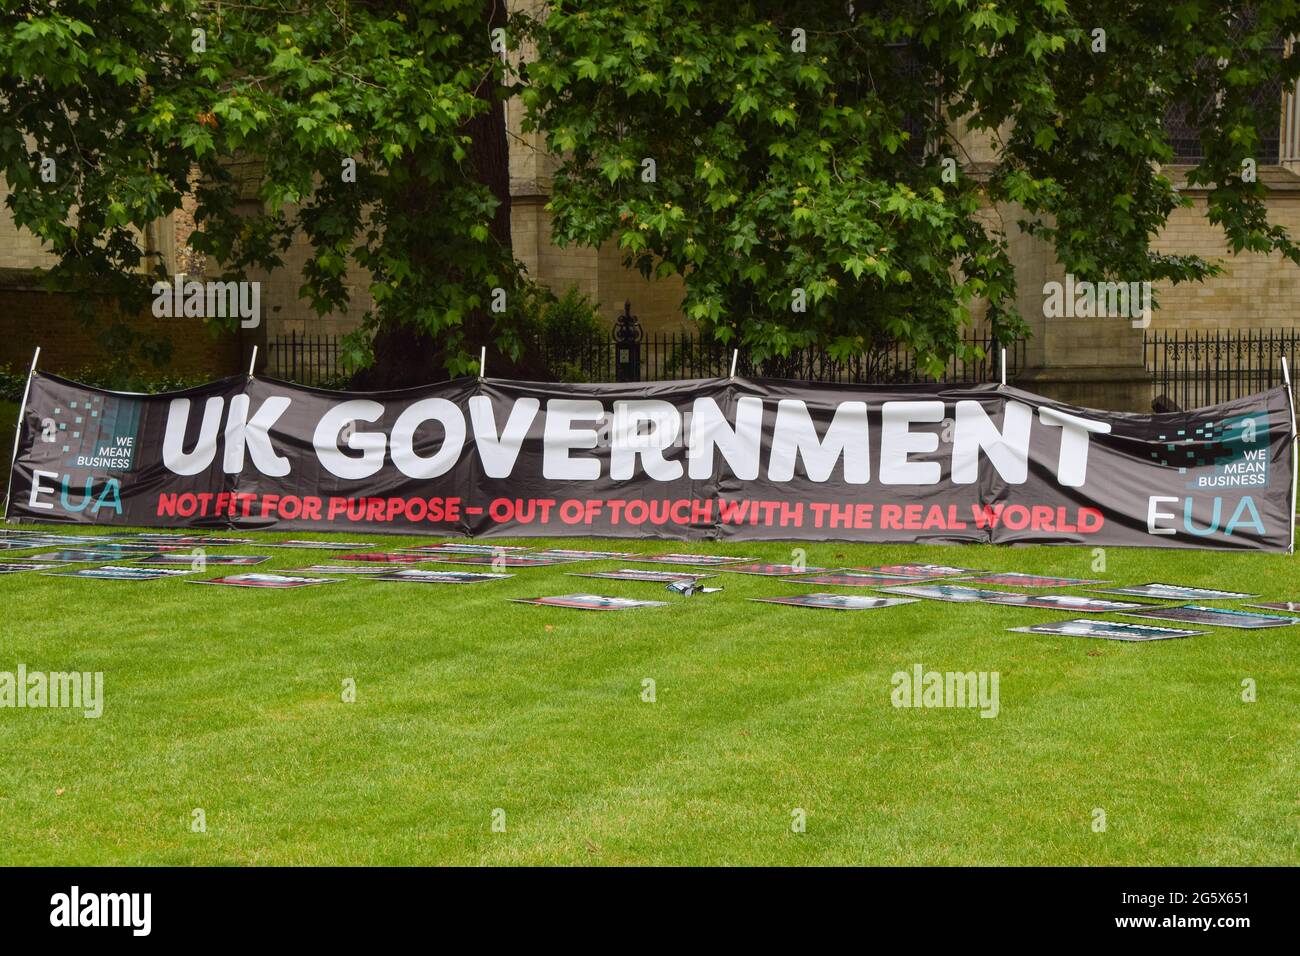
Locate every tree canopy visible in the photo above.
<box><xmin>525</xmin><ymin>0</ymin><xmax>1300</xmax><ymax>372</ymax></box>
<box><xmin>1</xmin><ymin>0</ymin><xmax>525</xmax><ymax>381</ymax></box>
<box><xmin>2</xmin><ymin>1</ymin><xmax>1299</xmax><ymax>379</ymax></box>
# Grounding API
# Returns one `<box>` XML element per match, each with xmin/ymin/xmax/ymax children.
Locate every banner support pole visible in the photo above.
<box><xmin>729</xmin><ymin>350</ymin><xmax>738</xmax><ymax>379</ymax></box>
<box><xmin>1284</xmin><ymin>357</ymin><xmax>1296</xmax><ymax>554</ymax></box>
<box><xmin>479</xmin><ymin>346</ymin><xmax>487</xmax><ymax>382</ymax></box>
<box><xmin>247</xmin><ymin>345</ymin><xmax>258</xmax><ymax>377</ymax></box>
<box><xmin>1000</xmin><ymin>348</ymin><xmax>1007</xmax><ymax>387</ymax></box>
<box><xmin>3</xmin><ymin>346</ymin><xmax>40</xmax><ymax>521</ymax></box>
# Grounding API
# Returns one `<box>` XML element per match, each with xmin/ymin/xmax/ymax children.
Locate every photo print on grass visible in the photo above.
<box><xmin>961</xmin><ymin>572</ymin><xmax>1107</xmax><ymax>588</ymax></box>
<box><xmin>122</xmin><ymin>535</ymin><xmax>256</xmax><ymax>546</ymax></box>
<box><xmin>568</xmin><ymin>569</ymin><xmax>714</xmax><ymax>583</ymax></box>
<box><xmin>858</xmin><ymin>564</ymin><xmax>984</xmax><ymax>577</ymax></box>
<box><xmin>750</xmin><ymin>593</ymin><xmax>919</xmax><ymax>610</ymax></box>
<box><xmin>284</xmin><ymin>565</ymin><xmax>394</xmax><ymax>575</ymax></box>
<box><xmin>875</xmin><ymin>583</ymin><xmax>1019</xmax><ymax>603</ymax></box>
<box><xmin>1008</xmin><ymin>619</ymin><xmax>1204</xmax><ymax>642</ymax></box>
<box><xmin>1122</xmin><ymin>605</ymin><xmax>1300</xmax><ymax>629</ymax></box>
<box><xmin>47</xmin><ymin>565</ymin><xmax>199</xmax><ymax>581</ymax></box>
<box><xmin>133</xmin><ymin>554</ymin><xmax>269</xmax><ymax>566</ymax></box>
<box><xmin>2</xmin><ymin>537</ymin><xmax>124</xmax><ymax>550</ymax></box>
<box><xmin>398</xmin><ymin>544</ymin><xmax>532</xmax><ymax>554</ymax></box>
<box><xmin>980</xmin><ymin>593</ymin><xmax>1159</xmax><ymax>612</ymax></box>
<box><xmin>190</xmin><ymin>574</ymin><xmax>342</xmax><ymax>589</ymax></box>
<box><xmin>416</xmin><ymin>553</ymin><xmax>584</xmax><ymax>567</ymax></box>
<box><xmin>26</xmin><ymin>550</ymin><xmax>135</xmax><ymax>563</ymax></box>
<box><xmin>511</xmin><ymin>594</ymin><xmax>667</xmax><ymax>611</ymax></box>
<box><xmin>1089</xmin><ymin>583</ymin><xmax>1258</xmax><ymax>600</ymax></box>
<box><xmin>332</xmin><ymin>552</ymin><xmax>435</xmax><ymax>563</ymax></box>
<box><xmin>2</xmin><ymin>533</ymin><xmax>125</xmax><ymax>545</ymax></box>
<box><xmin>258</xmin><ymin>540</ymin><xmax>377</xmax><ymax>550</ymax></box>
<box><xmin>783</xmin><ymin>570</ymin><xmax>933</xmax><ymax>587</ymax></box>
<box><xmin>716</xmin><ymin>563</ymin><xmax>828</xmax><ymax>576</ymax></box>
<box><xmin>627</xmin><ymin>554</ymin><xmax>757</xmax><ymax>566</ymax></box>
<box><xmin>531</xmin><ymin>549</ymin><xmax>636</xmax><ymax>560</ymax></box>
<box><xmin>55</xmin><ymin>542</ymin><xmax>190</xmax><ymax>554</ymax></box>
<box><xmin>0</xmin><ymin>563</ymin><xmax>57</xmax><ymax>574</ymax></box>
<box><xmin>371</xmin><ymin>570</ymin><xmax>513</xmax><ymax>584</ymax></box>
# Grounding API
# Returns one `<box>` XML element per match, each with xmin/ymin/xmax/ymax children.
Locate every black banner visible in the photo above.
<box><xmin>4</xmin><ymin>372</ymin><xmax>1295</xmax><ymax>550</ymax></box>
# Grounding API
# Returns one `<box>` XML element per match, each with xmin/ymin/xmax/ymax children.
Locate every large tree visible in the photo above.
<box><xmin>523</xmin><ymin>0</ymin><xmax>1300</xmax><ymax>374</ymax></box>
<box><xmin>5</xmin><ymin>2</ymin><xmax>1300</xmax><ymax>382</ymax></box>
<box><xmin>0</xmin><ymin>0</ymin><xmax>533</xmax><ymax>385</ymax></box>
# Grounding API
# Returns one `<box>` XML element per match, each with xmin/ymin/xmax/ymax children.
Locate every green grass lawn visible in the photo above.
<box><xmin>0</xmin><ymin>524</ymin><xmax>1296</xmax><ymax>865</ymax></box>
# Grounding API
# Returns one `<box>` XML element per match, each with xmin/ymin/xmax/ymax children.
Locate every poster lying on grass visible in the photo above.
<box><xmin>259</xmin><ymin>540</ymin><xmax>376</xmax><ymax>550</ymax></box>
<box><xmin>568</xmin><ymin>568</ymin><xmax>714</xmax><ymax>582</ymax></box>
<box><xmin>122</xmin><ymin>535</ymin><xmax>255</xmax><ymax>546</ymax></box>
<box><xmin>1122</xmin><ymin>604</ymin><xmax>1300</xmax><ymax>629</ymax></box>
<box><xmin>858</xmin><ymin>564</ymin><xmax>981</xmax><ymax>577</ymax></box>
<box><xmin>716</xmin><ymin>562</ymin><xmax>828</xmax><ymax>576</ymax></box>
<box><xmin>979</xmin><ymin>593</ymin><xmax>1155</xmax><ymax>613</ymax></box>
<box><xmin>372</xmin><ymin>569</ymin><xmax>512</xmax><ymax>584</ymax></box>
<box><xmin>512</xmin><ymin>594</ymin><xmax>667</xmax><ymax>610</ymax></box>
<box><xmin>132</xmin><ymin>553</ymin><xmax>268</xmax><ymax>566</ymax></box>
<box><xmin>876</xmin><ymin>583</ymin><xmax>1017</xmax><ymax>603</ymax></box>
<box><xmin>631</xmin><ymin>554</ymin><xmax>756</xmax><ymax>566</ymax></box>
<box><xmin>961</xmin><ymin>572</ymin><xmax>1105</xmax><ymax>587</ymax></box>
<box><xmin>533</xmin><ymin>548</ymin><xmax>635</xmax><ymax>560</ymax></box>
<box><xmin>28</xmin><ymin>549</ymin><xmax>131</xmax><ymax>563</ymax></box>
<box><xmin>6</xmin><ymin>372</ymin><xmax>1295</xmax><ymax>551</ymax></box>
<box><xmin>48</xmin><ymin>565</ymin><xmax>197</xmax><ymax>581</ymax></box>
<box><xmin>286</xmin><ymin>565</ymin><xmax>392</xmax><ymax>575</ymax></box>
<box><xmin>750</xmin><ymin>593</ymin><xmax>918</xmax><ymax>610</ymax></box>
<box><xmin>1088</xmin><ymin>582</ymin><xmax>1257</xmax><ymax>600</ymax></box>
<box><xmin>400</xmin><ymin>543</ymin><xmax>531</xmax><ymax>554</ymax></box>
<box><xmin>1009</xmin><ymin>619</ymin><xmax>1204</xmax><ymax>641</ymax></box>
<box><xmin>418</xmin><ymin>553</ymin><xmax>581</xmax><ymax>567</ymax></box>
<box><xmin>190</xmin><ymin>573</ymin><xmax>339</xmax><ymax>589</ymax></box>
<box><xmin>784</xmin><ymin>570</ymin><xmax>927</xmax><ymax>587</ymax></box>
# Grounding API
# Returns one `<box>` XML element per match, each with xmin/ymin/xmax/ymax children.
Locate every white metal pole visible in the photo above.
<box><xmin>1000</xmin><ymin>347</ymin><xmax>1007</xmax><ymax>387</ymax></box>
<box><xmin>729</xmin><ymin>349</ymin><xmax>738</xmax><ymax>379</ymax></box>
<box><xmin>1284</xmin><ymin>357</ymin><xmax>1296</xmax><ymax>554</ymax></box>
<box><xmin>479</xmin><ymin>346</ymin><xmax>487</xmax><ymax>381</ymax></box>
<box><xmin>3</xmin><ymin>347</ymin><xmax>41</xmax><ymax>521</ymax></box>
<box><xmin>247</xmin><ymin>345</ymin><xmax>258</xmax><ymax>376</ymax></box>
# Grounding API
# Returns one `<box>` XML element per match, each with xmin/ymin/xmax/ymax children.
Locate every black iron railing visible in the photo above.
<box><xmin>266</xmin><ymin>331</ymin><xmax>344</xmax><ymax>385</ymax></box>
<box><xmin>1145</xmin><ymin>328</ymin><xmax>1300</xmax><ymax>409</ymax></box>
<box><xmin>266</xmin><ymin>328</ymin><xmax>1023</xmax><ymax>387</ymax></box>
<box><xmin>537</xmin><ymin>329</ymin><xmax>1023</xmax><ymax>385</ymax></box>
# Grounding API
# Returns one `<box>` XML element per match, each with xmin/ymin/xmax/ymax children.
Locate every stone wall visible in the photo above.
<box><xmin>0</xmin><ymin>270</ymin><xmax>245</xmax><ymax>377</ymax></box>
<box><xmin>0</xmin><ymin>180</ymin><xmax>57</xmax><ymax>271</ymax></box>
<box><xmin>1150</xmin><ymin>167</ymin><xmax>1300</xmax><ymax>330</ymax></box>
